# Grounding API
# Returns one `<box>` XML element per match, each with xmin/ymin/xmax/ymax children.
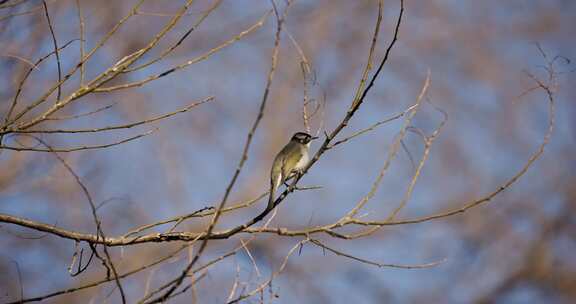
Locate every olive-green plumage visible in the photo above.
<box><xmin>267</xmin><ymin>132</ymin><xmax>316</xmax><ymax>210</ymax></box>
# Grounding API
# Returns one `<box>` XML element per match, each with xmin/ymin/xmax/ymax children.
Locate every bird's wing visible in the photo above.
<box><xmin>271</xmin><ymin>154</ymin><xmax>283</xmax><ymax>186</ymax></box>
<box><xmin>281</xmin><ymin>142</ymin><xmax>303</xmax><ymax>180</ymax></box>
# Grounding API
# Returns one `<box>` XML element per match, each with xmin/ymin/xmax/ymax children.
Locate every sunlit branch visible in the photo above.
<box><xmin>124</xmin><ymin>0</ymin><xmax>224</xmax><ymax>73</ymax></box>
<box><xmin>309</xmin><ymin>238</ymin><xmax>446</xmax><ymax>269</ymax></box>
<box><xmin>93</xmin><ymin>11</ymin><xmax>271</xmax><ymax>93</ymax></box>
<box><xmin>0</xmin><ymin>129</ymin><xmax>156</xmax><ymax>152</ymax></box>
<box><xmin>12</xmin><ymin>96</ymin><xmax>213</xmax><ymax>134</ymax></box>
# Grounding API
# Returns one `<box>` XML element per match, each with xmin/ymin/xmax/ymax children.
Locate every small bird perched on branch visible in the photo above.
<box><xmin>268</xmin><ymin>132</ymin><xmax>318</xmax><ymax>211</ymax></box>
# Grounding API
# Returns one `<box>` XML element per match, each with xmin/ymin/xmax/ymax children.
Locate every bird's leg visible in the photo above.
<box><xmin>284</xmin><ymin>171</ymin><xmax>303</xmax><ymax>189</ymax></box>
<box><xmin>283</xmin><ymin>176</ymin><xmax>294</xmax><ymax>188</ymax></box>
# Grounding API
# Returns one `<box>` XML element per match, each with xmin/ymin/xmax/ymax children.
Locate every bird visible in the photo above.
<box><xmin>267</xmin><ymin>132</ymin><xmax>318</xmax><ymax>211</ymax></box>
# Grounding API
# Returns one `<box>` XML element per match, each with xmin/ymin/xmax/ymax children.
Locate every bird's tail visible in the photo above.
<box><xmin>267</xmin><ymin>178</ymin><xmax>277</xmax><ymax>211</ymax></box>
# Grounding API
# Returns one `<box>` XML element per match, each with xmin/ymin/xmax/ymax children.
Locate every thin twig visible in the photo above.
<box><xmin>309</xmin><ymin>239</ymin><xmax>446</xmax><ymax>269</ymax></box>
<box><xmin>227</xmin><ymin>239</ymin><xmax>308</xmax><ymax>304</ymax></box>
<box><xmin>0</xmin><ymin>53</ymin><xmax>37</xmax><ymax>68</ymax></box>
<box><xmin>8</xmin><ymin>244</ymin><xmax>190</xmax><ymax>304</ymax></box>
<box><xmin>42</xmin><ymin>0</ymin><xmax>62</xmax><ymax>102</ymax></box>
<box><xmin>75</xmin><ymin>0</ymin><xmax>86</xmax><ymax>85</ymax></box>
<box><xmin>125</xmin><ymin>0</ymin><xmax>224</xmax><ymax>73</ymax></box>
<box><xmin>14</xmin><ymin>96</ymin><xmax>213</xmax><ymax>134</ymax></box>
<box><xmin>26</xmin><ymin>135</ymin><xmax>127</xmax><ymax>303</ymax></box>
<box><xmin>2</xmin><ymin>39</ymin><xmax>79</xmax><ymax>126</ymax></box>
<box><xmin>386</xmin><ymin>101</ymin><xmax>447</xmax><ymax>220</ymax></box>
<box><xmin>1</xmin><ymin>129</ymin><xmax>156</xmax><ymax>152</ymax></box>
<box><xmin>343</xmin><ymin>72</ymin><xmax>428</xmax><ymax>219</ymax></box>
<box><xmin>44</xmin><ymin>102</ymin><xmax>117</xmax><ymax>121</ymax></box>
<box><xmin>94</xmin><ymin>11</ymin><xmax>271</xmax><ymax>92</ymax></box>
<box><xmin>328</xmin><ymin>103</ymin><xmax>419</xmax><ymax>148</ymax></box>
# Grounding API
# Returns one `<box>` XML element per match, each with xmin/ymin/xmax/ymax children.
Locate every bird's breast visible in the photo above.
<box><xmin>294</xmin><ymin>149</ymin><xmax>309</xmax><ymax>170</ymax></box>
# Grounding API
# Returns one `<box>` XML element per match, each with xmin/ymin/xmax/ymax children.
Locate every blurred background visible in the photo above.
<box><xmin>0</xmin><ymin>0</ymin><xmax>574</xmax><ymax>303</ymax></box>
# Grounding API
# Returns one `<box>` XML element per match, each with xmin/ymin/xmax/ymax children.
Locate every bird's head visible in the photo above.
<box><xmin>291</xmin><ymin>132</ymin><xmax>318</xmax><ymax>145</ymax></box>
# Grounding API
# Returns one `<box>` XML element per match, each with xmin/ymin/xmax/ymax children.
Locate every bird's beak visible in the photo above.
<box><xmin>311</xmin><ymin>136</ymin><xmax>319</xmax><ymax>140</ymax></box>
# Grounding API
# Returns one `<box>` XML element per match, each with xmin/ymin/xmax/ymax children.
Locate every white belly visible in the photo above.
<box><xmin>294</xmin><ymin>148</ymin><xmax>309</xmax><ymax>171</ymax></box>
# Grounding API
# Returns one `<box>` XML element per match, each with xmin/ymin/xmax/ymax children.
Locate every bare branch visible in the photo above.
<box><xmin>309</xmin><ymin>239</ymin><xmax>446</xmax><ymax>269</ymax></box>
<box><xmin>42</xmin><ymin>0</ymin><xmax>62</xmax><ymax>101</ymax></box>
<box><xmin>75</xmin><ymin>0</ymin><xmax>86</xmax><ymax>85</ymax></box>
<box><xmin>44</xmin><ymin>102</ymin><xmax>118</xmax><ymax>121</ymax></box>
<box><xmin>227</xmin><ymin>239</ymin><xmax>308</xmax><ymax>304</ymax></box>
<box><xmin>2</xmin><ymin>39</ymin><xmax>79</xmax><ymax>126</ymax></box>
<box><xmin>13</xmin><ymin>96</ymin><xmax>213</xmax><ymax>134</ymax></box>
<box><xmin>1</xmin><ymin>129</ymin><xmax>156</xmax><ymax>152</ymax></box>
<box><xmin>124</xmin><ymin>0</ymin><xmax>224</xmax><ymax>73</ymax></box>
<box><xmin>25</xmin><ymin>135</ymin><xmax>127</xmax><ymax>303</ymax></box>
<box><xmin>343</xmin><ymin>72</ymin><xmax>428</xmax><ymax>219</ymax></box>
<box><xmin>8</xmin><ymin>245</ymin><xmax>190</xmax><ymax>304</ymax></box>
<box><xmin>328</xmin><ymin>102</ymin><xmax>419</xmax><ymax>149</ymax></box>
<box><xmin>93</xmin><ymin>11</ymin><xmax>271</xmax><ymax>93</ymax></box>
